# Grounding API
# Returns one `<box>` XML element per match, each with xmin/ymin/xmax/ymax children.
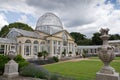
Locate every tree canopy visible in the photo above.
<box><xmin>109</xmin><ymin>34</ymin><xmax>120</xmax><ymax>40</ymax></box>
<box><xmin>70</xmin><ymin>31</ymin><xmax>120</xmax><ymax>45</ymax></box>
<box><xmin>0</xmin><ymin>22</ymin><xmax>33</xmax><ymax>37</ymax></box>
<box><xmin>91</xmin><ymin>32</ymin><xmax>102</xmax><ymax>45</ymax></box>
<box><xmin>70</xmin><ymin>32</ymin><xmax>92</xmax><ymax>45</ymax></box>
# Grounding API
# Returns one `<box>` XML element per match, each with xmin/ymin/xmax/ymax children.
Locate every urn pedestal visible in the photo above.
<box><xmin>96</xmin><ymin>72</ymin><xmax>119</xmax><ymax>80</ymax></box>
<box><xmin>3</xmin><ymin>51</ymin><xmax>19</xmax><ymax>78</ymax></box>
<box><xmin>3</xmin><ymin>60</ymin><xmax>19</xmax><ymax>78</ymax></box>
<box><xmin>96</xmin><ymin>28</ymin><xmax>120</xmax><ymax>80</ymax></box>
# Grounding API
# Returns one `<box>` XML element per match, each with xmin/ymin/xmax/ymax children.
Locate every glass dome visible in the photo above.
<box><xmin>36</xmin><ymin>12</ymin><xmax>63</xmax><ymax>34</ymax></box>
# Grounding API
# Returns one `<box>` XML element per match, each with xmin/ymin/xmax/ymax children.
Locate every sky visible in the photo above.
<box><xmin>0</xmin><ymin>0</ymin><xmax>120</xmax><ymax>38</ymax></box>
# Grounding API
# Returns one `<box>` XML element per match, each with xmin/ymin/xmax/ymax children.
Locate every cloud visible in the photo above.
<box><xmin>18</xmin><ymin>15</ymin><xmax>28</xmax><ymax>23</ymax></box>
<box><xmin>0</xmin><ymin>0</ymin><xmax>120</xmax><ymax>38</ymax></box>
<box><xmin>17</xmin><ymin>14</ymin><xmax>36</xmax><ymax>29</ymax></box>
<box><xmin>0</xmin><ymin>13</ymin><xmax>8</xmax><ymax>29</ymax></box>
<box><xmin>0</xmin><ymin>0</ymin><xmax>36</xmax><ymax>16</ymax></box>
<box><xmin>25</xmin><ymin>0</ymin><xmax>106</xmax><ymax>28</ymax></box>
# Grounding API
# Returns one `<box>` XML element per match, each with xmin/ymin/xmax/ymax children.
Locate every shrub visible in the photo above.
<box><xmin>14</xmin><ymin>55</ymin><xmax>29</xmax><ymax>69</ymax></box>
<box><xmin>0</xmin><ymin>55</ymin><xmax>9</xmax><ymax>75</ymax></box>
<box><xmin>82</xmin><ymin>49</ymin><xmax>88</xmax><ymax>58</ymax></box>
<box><xmin>75</xmin><ymin>52</ymin><xmax>78</xmax><ymax>56</ymax></box>
<box><xmin>69</xmin><ymin>51</ymin><xmax>72</xmax><ymax>57</ymax></box>
<box><xmin>20</xmin><ymin>64</ymin><xmax>50</xmax><ymax>79</ymax></box>
<box><xmin>116</xmin><ymin>54</ymin><xmax>120</xmax><ymax>57</ymax></box>
<box><xmin>53</xmin><ymin>56</ymin><xmax>59</xmax><ymax>62</ymax></box>
<box><xmin>82</xmin><ymin>53</ymin><xmax>86</xmax><ymax>58</ymax></box>
<box><xmin>38</xmin><ymin>52</ymin><xmax>42</xmax><ymax>58</ymax></box>
<box><xmin>28</xmin><ymin>57</ymin><xmax>56</xmax><ymax>65</ymax></box>
<box><xmin>69</xmin><ymin>51</ymin><xmax>72</xmax><ymax>54</ymax></box>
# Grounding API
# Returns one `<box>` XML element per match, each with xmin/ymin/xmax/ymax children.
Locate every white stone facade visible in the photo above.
<box><xmin>0</xmin><ymin>12</ymin><xmax>76</xmax><ymax>59</ymax></box>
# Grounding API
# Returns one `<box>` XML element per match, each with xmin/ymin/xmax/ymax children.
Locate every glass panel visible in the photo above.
<box><xmin>34</xmin><ymin>46</ymin><xmax>38</xmax><ymax>55</ymax></box>
<box><xmin>34</xmin><ymin>41</ymin><xmax>38</xmax><ymax>44</ymax></box>
<box><xmin>25</xmin><ymin>40</ymin><xmax>31</xmax><ymax>43</ymax></box>
<box><xmin>0</xmin><ymin>45</ymin><xmax>4</xmax><ymax>54</ymax></box>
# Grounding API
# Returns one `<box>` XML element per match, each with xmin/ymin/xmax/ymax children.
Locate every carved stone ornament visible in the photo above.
<box><xmin>98</xmin><ymin>28</ymin><xmax>115</xmax><ymax>74</ymax></box>
<box><xmin>8</xmin><ymin>51</ymin><xmax>16</xmax><ymax>60</ymax></box>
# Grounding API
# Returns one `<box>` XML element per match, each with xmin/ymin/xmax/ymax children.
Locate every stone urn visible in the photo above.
<box><xmin>8</xmin><ymin>51</ymin><xmax>16</xmax><ymax>60</ymax></box>
<box><xmin>98</xmin><ymin>28</ymin><xmax>115</xmax><ymax>74</ymax></box>
<box><xmin>96</xmin><ymin>28</ymin><xmax>119</xmax><ymax>80</ymax></box>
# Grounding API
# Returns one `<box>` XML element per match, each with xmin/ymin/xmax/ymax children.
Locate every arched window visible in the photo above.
<box><xmin>33</xmin><ymin>40</ymin><xmax>39</xmax><ymax>55</ymax></box>
<box><xmin>34</xmin><ymin>41</ymin><xmax>39</xmax><ymax>44</ymax></box>
<box><xmin>40</xmin><ymin>41</ymin><xmax>45</xmax><ymax>45</ymax></box>
<box><xmin>24</xmin><ymin>40</ymin><xmax>31</xmax><ymax>56</ymax></box>
<box><xmin>25</xmin><ymin>40</ymin><xmax>31</xmax><ymax>43</ymax></box>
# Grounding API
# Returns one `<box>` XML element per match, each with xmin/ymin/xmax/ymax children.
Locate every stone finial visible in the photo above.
<box><xmin>100</xmin><ymin>28</ymin><xmax>109</xmax><ymax>35</ymax></box>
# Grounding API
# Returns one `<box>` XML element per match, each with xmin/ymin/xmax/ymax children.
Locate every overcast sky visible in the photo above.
<box><xmin>0</xmin><ymin>0</ymin><xmax>120</xmax><ymax>38</ymax></box>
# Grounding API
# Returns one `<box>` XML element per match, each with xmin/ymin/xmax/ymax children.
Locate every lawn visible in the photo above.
<box><xmin>89</xmin><ymin>56</ymin><xmax>120</xmax><ymax>60</ymax></box>
<box><xmin>44</xmin><ymin>57</ymin><xmax>120</xmax><ymax>80</ymax></box>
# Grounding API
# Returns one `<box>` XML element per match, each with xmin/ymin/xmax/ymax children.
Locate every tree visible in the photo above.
<box><xmin>70</xmin><ymin>32</ymin><xmax>86</xmax><ymax>42</ymax></box>
<box><xmin>0</xmin><ymin>22</ymin><xmax>33</xmax><ymax>37</ymax></box>
<box><xmin>109</xmin><ymin>34</ymin><xmax>120</xmax><ymax>40</ymax></box>
<box><xmin>91</xmin><ymin>32</ymin><xmax>102</xmax><ymax>45</ymax></box>
<box><xmin>62</xmin><ymin>49</ymin><xmax>66</xmax><ymax>57</ymax></box>
<box><xmin>42</xmin><ymin>51</ymin><xmax>48</xmax><ymax>60</ymax></box>
<box><xmin>0</xmin><ymin>25</ymin><xmax>9</xmax><ymax>37</ymax></box>
<box><xmin>70</xmin><ymin>32</ymin><xmax>92</xmax><ymax>45</ymax></box>
<box><xmin>69</xmin><ymin>51</ymin><xmax>72</xmax><ymax>56</ymax></box>
<box><xmin>38</xmin><ymin>52</ymin><xmax>43</xmax><ymax>58</ymax></box>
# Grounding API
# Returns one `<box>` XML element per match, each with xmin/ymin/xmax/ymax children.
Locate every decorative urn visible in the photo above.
<box><xmin>8</xmin><ymin>51</ymin><xmax>16</xmax><ymax>60</ymax></box>
<box><xmin>98</xmin><ymin>28</ymin><xmax>115</xmax><ymax>74</ymax></box>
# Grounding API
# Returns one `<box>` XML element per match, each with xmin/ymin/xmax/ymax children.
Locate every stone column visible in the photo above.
<box><xmin>4</xmin><ymin>44</ymin><xmax>6</xmax><ymax>55</ymax></box>
<box><xmin>6</xmin><ymin>44</ymin><xmax>9</xmax><ymax>55</ymax></box>
<box><xmin>60</xmin><ymin>41</ymin><xmax>62</xmax><ymax>58</ymax></box>
<box><xmin>21</xmin><ymin>43</ymin><xmax>25</xmax><ymax>58</ymax></box>
<box><xmin>50</xmin><ymin>40</ymin><xmax>53</xmax><ymax>57</ymax></box>
<box><xmin>31</xmin><ymin>44</ymin><xmax>34</xmax><ymax>58</ymax></box>
<box><xmin>72</xmin><ymin>44</ymin><xmax>75</xmax><ymax>56</ymax></box>
<box><xmin>68</xmin><ymin>42</ymin><xmax>69</xmax><ymax>55</ymax></box>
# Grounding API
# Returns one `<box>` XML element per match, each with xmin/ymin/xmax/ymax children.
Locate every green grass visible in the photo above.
<box><xmin>114</xmin><ymin>56</ymin><xmax>120</xmax><ymax>60</ymax></box>
<box><xmin>44</xmin><ymin>59</ymin><xmax>120</xmax><ymax>80</ymax></box>
<box><xmin>89</xmin><ymin>56</ymin><xmax>120</xmax><ymax>59</ymax></box>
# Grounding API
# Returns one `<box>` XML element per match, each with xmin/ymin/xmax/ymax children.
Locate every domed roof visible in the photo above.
<box><xmin>35</xmin><ymin>12</ymin><xmax>63</xmax><ymax>34</ymax></box>
<box><xmin>36</xmin><ymin>12</ymin><xmax>63</xmax><ymax>28</ymax></box>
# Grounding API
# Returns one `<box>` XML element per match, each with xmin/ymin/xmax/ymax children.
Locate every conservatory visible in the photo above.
<box><xmin>0</xmin><ymin>12</ymin><xmax>76</xmax><ymax>59</ymax></box>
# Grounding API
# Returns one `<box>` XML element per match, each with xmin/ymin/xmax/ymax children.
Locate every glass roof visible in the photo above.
<box><xmin>35</xmin><ymin>12</ymin><xmax>63</xmax><ymax>34</ymax></box>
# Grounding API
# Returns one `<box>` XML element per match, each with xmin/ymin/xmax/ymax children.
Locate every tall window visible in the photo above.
<box><xmin>62</xmin><ymin>33</ymin><xmax>68</xmax><ymax>46</ymax></box>
<box><xmin>33</xmin><ymin>41</ymin><xmax>39</xmax><ymax>55</ymax></box>
<box><xmin>40</xmin><ymin>41</ymin><xmax>45</xmax><ymax>52</ymax></box>
<box><xmin>24</xmin><ymin>40</ymin><xmax>31</xmax><ymax>56</ymax></box>
<box><xmin>0</xmin><ymin>45</ymin><xmax>4</xmax><ymax>54</ymax></box>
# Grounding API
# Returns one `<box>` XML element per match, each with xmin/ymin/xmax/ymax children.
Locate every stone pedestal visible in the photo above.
<box><xmin>3</xmin><ymin>60</ymin><xmax>19</xmax><ymax>78</ymax></box>
<box><xmin>96</xmin><ymin>72</ymin><xmax>120</xmax><ymax>80</ymax></box>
